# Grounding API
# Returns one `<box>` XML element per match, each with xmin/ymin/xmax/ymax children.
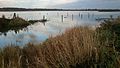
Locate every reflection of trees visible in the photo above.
<box><xmin>0</xmin><ymin>13</ymin><xmax>30</xmax><ymax>33</ymax></box>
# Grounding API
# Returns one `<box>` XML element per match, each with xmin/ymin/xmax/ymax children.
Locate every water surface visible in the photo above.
<box><xmin>0</xmin><ymin>11</ymin><xmax>120</xmax><ymax>47</ymax></box>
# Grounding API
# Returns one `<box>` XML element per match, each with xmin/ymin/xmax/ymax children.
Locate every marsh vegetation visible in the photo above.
<box><xmin>0</xmin><ymin>17</ymin><xmax>120</xmax><ymax>68</ymax></box>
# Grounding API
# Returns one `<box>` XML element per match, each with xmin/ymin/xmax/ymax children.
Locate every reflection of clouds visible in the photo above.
<box><xmin>0</xmin><ymin>29</ymin><xmax>48</xmax><ymax>46</ymax></box>
<box><xmin>47</xmin><ymin>18</ymin><xmax>76</xmax><ymax>31</ymax></box>
<box><xmin>28</xmin><ymin>22</ymin><xmax>49</xmax><ymax>35</ymax></box>
<box><xmin>0</xmin><ymin>11</ymin><xmax>120</xmax><ymax>47</ymax></box>
<box><xmin>16</xmin><ymin>33</ymin><xmax>36</xmax><ymax>44</ymax></box>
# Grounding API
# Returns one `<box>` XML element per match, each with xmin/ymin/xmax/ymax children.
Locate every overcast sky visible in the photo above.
<box><xmin>0</xmin><ymin>0</ymin><xmax>120</xmax><ymax>8</ymax></box>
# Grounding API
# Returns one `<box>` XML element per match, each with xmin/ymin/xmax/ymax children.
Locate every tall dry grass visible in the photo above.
<box><xmin>0</xmin><ymin>27</ymin><xmax>99</xmax><ymax>68</ymax></box>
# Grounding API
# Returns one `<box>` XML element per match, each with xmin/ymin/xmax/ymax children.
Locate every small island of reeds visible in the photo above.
<box><xmin>0</xmin><ymin>13</ymin><xmax>48</xmax><ymax>32</ymax></box>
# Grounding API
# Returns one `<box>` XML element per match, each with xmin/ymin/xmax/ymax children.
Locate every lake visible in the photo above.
<box><xmin>0</xmin><ymin>11</ymin><xmax>120</xmax><ymax>47</ymax></box>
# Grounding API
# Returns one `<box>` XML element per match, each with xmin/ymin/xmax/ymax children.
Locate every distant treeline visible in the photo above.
<box><xmin>0</xmin><ymin>7</ymin><xmax>120</xmax><ymax>12</ymax></box>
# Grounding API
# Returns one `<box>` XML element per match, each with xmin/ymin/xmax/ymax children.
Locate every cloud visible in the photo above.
<box><xmin>0</xmin><ymin>0</ymin><xmax>119</xmax><ymax>8</ymax></box>
<box><xmin>0</xmin><ymin>0</ymin><xmax>79</xmax><ymax>8</ymax></box>
<box><xmin>57</xmin><ymin>0</ymin><xmax>120</xmax><ymax>8</ymax></box>
<box><xmin>0</xmin><ymin>0</ymin><xmax>16</xmax><ymax>7</ymax></box>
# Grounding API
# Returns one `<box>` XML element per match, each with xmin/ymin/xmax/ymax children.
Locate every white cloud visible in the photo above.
<box><xmin>0</xmin><ymin>0</ymin><xmax>79</xmax><ymax>8</ymax></box>
<box><xmin>0</xmin><ymin>0</ymin><xmax>16</xmax><ymax>7</ymax></box>
<box><xmin>1</xmin><ymin>0</ymin><xmax>118</xmax><ymax>8</ymax></box>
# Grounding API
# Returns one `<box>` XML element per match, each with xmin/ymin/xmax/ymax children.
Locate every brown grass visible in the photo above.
<box><xmin>0</xmin><ymin>27</ymin><xmax>99</xmax><ymax>68</ymax></box>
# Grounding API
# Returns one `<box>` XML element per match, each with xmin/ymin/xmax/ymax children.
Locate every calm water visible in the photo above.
<box><xmin>0</xmin><ymin>11</ymin><xmax>120</xmax><ymax>47</ymax></box>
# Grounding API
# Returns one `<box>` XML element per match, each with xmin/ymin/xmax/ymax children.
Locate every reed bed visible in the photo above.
<box><xmin>0</xmin><ymin>26</ymin><xmax>118</xmax><ymax>68</ymax></box>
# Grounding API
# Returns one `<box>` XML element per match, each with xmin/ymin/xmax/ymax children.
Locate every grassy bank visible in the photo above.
<box><xmin>0</xmin><ymin>27</ymin><xmax>99</xmax><ymax>68</ymax></box>
<box><xmin>0</xmin><ymin>17</ymin><xmax>120</xmax><ymax>68</ymax></box>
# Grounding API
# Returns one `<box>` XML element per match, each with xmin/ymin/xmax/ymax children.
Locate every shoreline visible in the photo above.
<box><xmin>0</xmin><ymin>8</ymin><xmax>120</xmax><ymax>12</ymax></box>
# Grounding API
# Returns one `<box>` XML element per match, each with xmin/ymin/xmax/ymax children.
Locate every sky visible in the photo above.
<box><xmin>0</xmin><ymin>0</ymin><xmax>120</xmax><ymax>8</ymax></box>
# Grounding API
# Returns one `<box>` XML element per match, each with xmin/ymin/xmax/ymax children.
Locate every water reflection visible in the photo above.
<box><xmin>0</xmin><ymin>11</ymin><xmax>120</xmax><ymax>47</ymax></box>
<box><xmin>0</xmin><ymin>28</ymin><xmax>48</xmax><ymax>47</ymax></box>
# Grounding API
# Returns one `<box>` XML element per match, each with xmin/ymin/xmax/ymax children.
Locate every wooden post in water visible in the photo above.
<box><xmin>88</xmin><ymin>13</ymin><xmax>90</xmax><ymax>18</ymax></box>
<box><xmin>43</xmin><ymin>15</ymin><xmax>45</xmax><ymax>20</ymax></box>
<box><xmin>67</xmin><ymin>12</ymin><xmax>69</xmax><ymax>16</ymax></box>
<box><xmin>61</xmin><ymin>15</ymin><xmax>64</xmax><ymax>22</ymax></box>
<box><xmin>110</xmin><ymin>15</ymin><xmax>113</xmax><ymax>19</ymax></box>
<box><xmin>42</xmin><ymin>15</ymin><xmax>46</xmax><ymax>26</ymax></box>
<box><xmin>79</xmin><ymin>13</ymin><xmax>80</xmax><ymax>17</ymax></box>
<box><xmin>2</xmin><ymin>15</ymin><xmax>5</xmax><ymax>19</ymax></box>
<box><xmin>72</xmin><ymin>14</ymin><xmax>74</xmax><ymax>21</ymax></box>
<box><xmin>81</xmin><ymin>14</ymin><xmax>83</xmax><ymax>19</ymax></box>
<box><xmin>13</xmin><ymin>13</ymin><xmax>17</xmax><ymax>19</ymax></box>
<box><xmin>57</xmin><ymin>12</ymin><xmax>59</xmax><ymax>17</ymax></box>
<box><xmin>92</xmin><ymin>13</ymin><xmax>94</xmax><ymax>18</ymax></box>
